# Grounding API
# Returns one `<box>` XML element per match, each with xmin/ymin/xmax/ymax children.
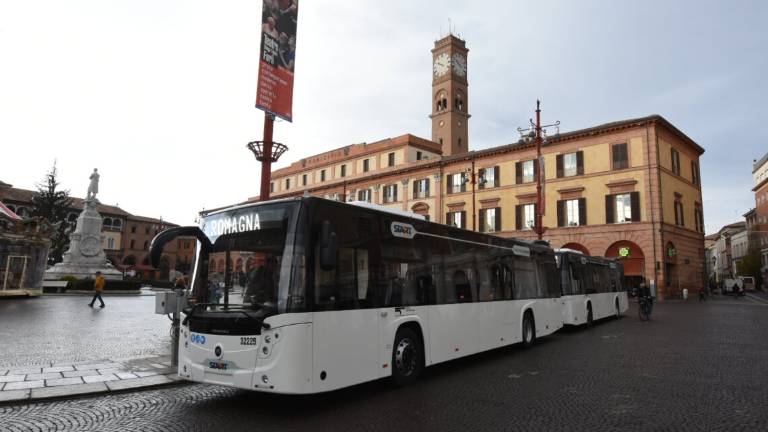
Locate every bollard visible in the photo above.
<box><xmin>682</xmin><ymin>288</ymin><xmax>688</xmax><ymax>300</ymax></box>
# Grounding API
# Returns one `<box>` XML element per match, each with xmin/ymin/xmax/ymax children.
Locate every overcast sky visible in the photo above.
<box><xmin>1</xmin><ymin>1</ymin><xmax>766</xmax><ymax>233</ymax></box>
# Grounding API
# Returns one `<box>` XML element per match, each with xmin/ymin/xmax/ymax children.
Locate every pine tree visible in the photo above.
<box><xmin>31</xmin><ymin>162</ymin><xmax>74</xmax><ymax>264</ymax></box>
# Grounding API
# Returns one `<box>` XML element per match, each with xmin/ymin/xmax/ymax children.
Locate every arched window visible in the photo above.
<box><xmin>113</xmin><ymin>219</ymin><xmax>122</xmax><ymax>230</ymax></box>
<box><xmin>103</xmin><ymin>217</ymin><xmax>112</xmax><ymax>229</ymax></box>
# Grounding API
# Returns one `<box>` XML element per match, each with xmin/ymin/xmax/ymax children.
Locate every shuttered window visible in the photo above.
<box><xmin>479</xmin><ymin>207</ymin><xmax>502</xmax><ymax>233</ymax></box>
<box><xmin>557</xmin><ymin>198</ymin><xmax>587</xmax><ymax>227</ymax></box>
<box><xmin>556</xmin><ymin>152</ymin><xmax>583</xmax><ymax>178</ymax></box>
<box><xmin>612</xmin><ymin>143</ymin><xmax>628</xmax><ymax>170</ymax></box>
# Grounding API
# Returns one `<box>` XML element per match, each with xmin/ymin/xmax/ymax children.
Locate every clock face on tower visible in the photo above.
<box><xmin>433</xmin><ymin>53</ymin><xmax>450</xmax><ymax>77</ymax></box>
<box><xmin>452</xmin><ymin>53</ymin><xmax>467</xmax><ymax>77</ymax></box>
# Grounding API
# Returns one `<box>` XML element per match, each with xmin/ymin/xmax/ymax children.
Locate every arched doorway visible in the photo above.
<box><xmin>561</xmin><ymin>242</ymin><xmax>590</xmax><ymax>256</ymax></box>
<box><xmin>605</xmin><ymin>241</ymin><xmax>645</xmax><ymax>295</ymax></box>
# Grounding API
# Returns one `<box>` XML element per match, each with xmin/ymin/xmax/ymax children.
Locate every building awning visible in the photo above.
<box><xmin>0</xmin><ymin>201</ymin><xmax>21</xmax><ymax>220</ymax></box>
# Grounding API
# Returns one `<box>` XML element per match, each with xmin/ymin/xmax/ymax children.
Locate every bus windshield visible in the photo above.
<box><xmin>189</xmin><ymin>202</ymin><xmax>302</xmax><ymax>313</ymax></box>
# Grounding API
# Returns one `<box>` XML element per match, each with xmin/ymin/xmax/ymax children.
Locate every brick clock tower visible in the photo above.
<box><xmin>430</xmin><ymin>35</ymin><xmax>470</xmax><ymax>157</ymax></box>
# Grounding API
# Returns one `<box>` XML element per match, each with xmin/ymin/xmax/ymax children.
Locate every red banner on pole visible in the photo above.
<box><xmin>256</xmin><ymin>0</ymin><xmax>298</xmax><ymax>122</ymax></box>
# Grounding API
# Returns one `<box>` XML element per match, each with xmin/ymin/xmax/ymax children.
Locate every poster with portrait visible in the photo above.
<box><xmin>255</xmin><ymin>0</ymin><xmax>298</xmax><ymax>122</ymax></box>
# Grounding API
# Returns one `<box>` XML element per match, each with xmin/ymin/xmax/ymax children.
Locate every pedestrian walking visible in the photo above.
<box><xmin>698</xmin><ymin>287</ymin><xmax>706</xmax><ymax>302</ymax></box>
<box><xmin>88</xmin><ymin>271</ymin><xmax>106</xmax><ymax>308</ymax></box>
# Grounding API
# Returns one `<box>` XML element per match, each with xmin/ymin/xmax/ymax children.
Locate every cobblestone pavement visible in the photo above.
<box><xmin>0</xmin><ymin>295</ymin><xmax>170</xmax><ymax>368</ymax></box>
<box><xmin>2</xmin><ymin>298</ymin><xmax>768</xmax><ymax>431</ymax></box>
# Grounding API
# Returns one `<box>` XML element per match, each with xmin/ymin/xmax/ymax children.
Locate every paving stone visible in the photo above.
<box><xmin>98</xmin><ymin>368</ymin><xmax>127</xmax><ymax>375</ymax></box>
<box><xmin>115</xmin><ymin>372</ymin><xmax>138</xmax><ymax>380</ymax></box>
<box><xmin>83</xmin><ymin>374</ymin><xmax>119</xmax><ymax>383</ymax></box>
<box><xmin>6</xmin><ymin>367</ymin><xmax>42</xmax><ymax>375</ymax></box>
<box><xmin>105</xmin><ymin>374</ymin><xmax>172</xmax><ymax>391</ymax></box>
<box><xmin>0</xmin><ymin>389</ymin><xmax>30</xmax><ymax>402</ymax></box>
<box><xmin>0</xmin><ymin>382</ymin><xmax>3</xmax><ymax>390</ymax></box>
<box><xmin>151</xmin><ymin>363</ymin><xmax>167</xmax><ymax>369</ymax></box>
<box><xmin>4</xmin><ymin>380</ymin><xmax>45</xmax><ymax>390</ymax></box>
<box><xmin>30</xmin><ymin>382</ymin><xmax>108</xmax><ymax>400</ymax></box>
<box><xmin>25</xmin><ymin>372</ymin><xmax>63</xmax><ymax>381</ymax></box>
<box><xmin>74</xmin><ymin>362</ymin><xmax>124</xmax><ymax>371</ymax></box>
<box><xmin>45</xmin><ymin>377</ymin><xmax>84</xmax><ymax>387</ymax></box>
<box><xmin>42</xmin><ymin>365</ymin><xmax>75</xmax><ymax>373</ymax></box>
<box><xmin>0</xmin><ymin>369</ymin><xmax>7</xmax><ymax>376</ymax></box>
<box><xmin>0</xmin><ymin>374</ymin><xmax>26</xmax><ymax>383</ymax></box>
<box><xmin>135</xmin><ymin>371</ymin><xmax>160</xmax><ymax>377</ymax></box>
<box><xmin>62</xmin><ymin>369</ymin><xmax>101</xmax><ymax>378</ymax></box>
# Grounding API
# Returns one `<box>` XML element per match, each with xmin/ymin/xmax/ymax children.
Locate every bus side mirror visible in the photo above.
<box><xmin>319</xmin><ymin>220</ymin><xmax>338</xmax><ymax>271</ymax></box>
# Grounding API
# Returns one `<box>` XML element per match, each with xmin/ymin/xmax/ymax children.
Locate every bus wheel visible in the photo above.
<box><xmin>615</xmin><ymin>299</ymin><xmax>621</xmax><ymax>319</ymax></box>
<box><xmin>522</xmin><ymin>313</ymin><xmax>536</xmax><ymax>347</ymax></box>
<box><xmin>586</xmin><ymin>305</ymin><xmax>594</xmax><ymax>327</ymax></box>
<box><xmin>392</xmin><ymin>327</ymin><xmax>423</xmax><ymax>387</ymax></box>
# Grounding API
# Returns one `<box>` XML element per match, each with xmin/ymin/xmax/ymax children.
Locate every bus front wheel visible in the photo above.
<box><xmin>522</xmin><ymin>313</ymin><xmax>536</xmax><ymax>347</ymax></box>
<box><xmin>391</xmin><ymin>327</ymin><xmax>423</xmax><ymax>387</ymax></box>
<box><xmin>586</xmin><ymin>304</ymin><xmax>594</xmax><ymax>327</ymax></box>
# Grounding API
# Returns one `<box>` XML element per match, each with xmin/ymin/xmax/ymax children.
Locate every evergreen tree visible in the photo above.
<box><xmin>31</xmin><ymin>162</ymin><xmax>74</xmax><ymax>264</ymax></box>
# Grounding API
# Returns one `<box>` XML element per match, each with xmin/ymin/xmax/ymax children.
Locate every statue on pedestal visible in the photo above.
<box><xmin>44</xmin><ymin>168</ymin><xmax>122</xmax><ymax>281</ymax></box>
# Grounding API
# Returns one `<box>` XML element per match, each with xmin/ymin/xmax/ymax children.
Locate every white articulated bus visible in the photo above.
<box><xmin>151</xmin><ymin>197</ymin><xmax>563</xmax><ymax>394</ymax></box>
<box><xmin>555</xmin><ymin>249</ymin><xmax>629</xmax><ymax>326</ymax></box>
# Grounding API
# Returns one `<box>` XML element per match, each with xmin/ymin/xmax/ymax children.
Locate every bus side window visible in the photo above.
<box><xmin>513</xmin><ymin>256</ymin><xmax>537</xmax><ymax>300</ymax></box>
<box><xmin>454</xmin><ymin>270</ymin><xmax>472</xmax><ymax>303</ymax></box>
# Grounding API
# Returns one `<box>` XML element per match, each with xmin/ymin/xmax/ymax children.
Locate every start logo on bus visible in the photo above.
<box><xmin>391</xmin><ymin>221</ymin><xmax>416</xmax><ymax>239</ymax></box>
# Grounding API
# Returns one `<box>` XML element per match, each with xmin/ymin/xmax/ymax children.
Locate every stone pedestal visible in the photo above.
<box><xmin>45</xmin><ymin>199</ymin><xmax>122</xmax><ymax>281</ymax></box>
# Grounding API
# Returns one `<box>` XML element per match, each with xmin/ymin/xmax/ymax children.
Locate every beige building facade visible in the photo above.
<box><xmin>264</xmin><ymin>35</ymin><xmax>706</xmax><ymax>300</ymax></box>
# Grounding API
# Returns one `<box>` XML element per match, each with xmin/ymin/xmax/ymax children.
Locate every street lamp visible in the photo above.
<box><xmin>516</xmin><ymin>100</ymin><xmax>560</xmax><ymax>240</ymax></box>
<box><xmin>463</xmin><ymin>165</ymin><xmax>487</xmax><ymax>231</ymax></box>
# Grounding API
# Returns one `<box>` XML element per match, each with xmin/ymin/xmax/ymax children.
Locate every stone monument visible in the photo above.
<box><xmin>44</xmin><ymin>169</ymin><xmax>122</xmax><ymax>281</ymax></box>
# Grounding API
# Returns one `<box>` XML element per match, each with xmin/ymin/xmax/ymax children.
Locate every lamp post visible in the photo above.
<box><xmin>464</xmin><ymin>163</ymin><xmax>487</xmax><ymax>232</ymax></box>
<box><xmin>247</xmin><ymin>113</ymin><xmax>289</xmax><ymax>202</ymax></box>
<box><xmin>517</xmin><ymin>100</ymin><xmax>560</xmax><ymax>241</ymax></box>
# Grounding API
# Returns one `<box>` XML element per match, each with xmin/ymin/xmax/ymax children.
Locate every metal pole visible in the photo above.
<box><xmin>259</xmin><ymin>113</ymin><xmax>275</xmax><ymax>201</ymax></box>
<box><xmin>471</xmin><ymin>160</ymin><xmax>476</xmax><ymax>231</ymax></box>
<box><xmin>535</xmin><ymin>100</ymin><xmax>543</xmax><ymax>241</ymax></box>
<box><xmin>171</xmin><ymin>288</ymin><xmax>182</xmax><ymax>367</ymax></box>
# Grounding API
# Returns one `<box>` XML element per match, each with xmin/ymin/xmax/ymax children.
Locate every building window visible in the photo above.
<box><xmin>515</xmin><ymin>204</ymin><xmax>535</xmax><ymax>230</ymax></box>
<box><xmin>447</xmin><ymin>172</ymin><xmax>467</xmax><ymax>194</ymax></box>
<box><xmin>479</xmin><ymin>207</ymin><xmax>501</xmax><ymax>233</ymax></box>
<box><xmin>674</xmin><ymin>200</ymin><xmax>685</xmax><ymax>227</ymax></box>
<box><xmin>606</xmin><ymin>192</ymin><xmax>640</xmax><ymax>223</ymax></box>
<box><xmin>145</xmin><ymin>227</ymin><xmax>150</xmax><ymax>235</ymax></box>
<box><xmin>131</xmin><ymin>226</ymin><xmax>137</xmax><ymax>234</ymax></box>
<box><xmin>516</xmin><ymin>160</ymin><xmax>537</xmax><ymax>184</ymax></box>
<box><xmin>671</xmin><ymin>148</ymin><xmax>681</xmax><ymax>175</ymax></box>
<box><xmin>113</xmin><ymin>219</ymin><xmax>122</xmax><ymax>230</ymax></box>
<box><xmin>612</xmin><ymin>143</ymin><xmax>628</xmax><ymax>170</ymax></box>
<box><xmin>458</xmin><ymin>138</ymin><xmax>462</xmax><ymax>149</ymax></box>
<box><xmin>691</xmin><ymin>161</ymin><xmax>700</xmax><ymax>186</ymax></box>
<box><xmin>383</xmin><ymin>184</ymin><xmax>398</xmax><ymax>203</ymax></box>
<box><xmin>340</xmin><ymin>164</ymin><xmax>346</xmax><ymax>178</ymax></box>
<box><xmin>357</xmin><ymin>189</ymin><xmax>372</xmax><ymax>202</ymax></box>
<box><xmin>130</xmin><ymin>239</ymin><xmax>135</xmax><ymax>249</ymax></box>
<box><xmin>479</xmin><ymin>166</ymin><xmax>500</xmax><ymax>189</ymax></box>
<box><xmin>446</xmin><ymin>211</ymin><xmax>466</xmax><ymax>229</ymax></box>
<box><xmin>413</xmin><ymin>179</ymin><xmax>430</xmax><ymax>199</ymax></box>
<box><xmin>107</xmin><ymin>238</ymin><xmax>115</xmax><ymax>250</ymax></box>
<box><xmin>320</xmin><ymin>170</ymin><xmax>326</xmax><ymax>182</ymax></box>
<box><xmin>558</xmin><ymin>198</ymin><xmax>586</xmax><ymax>227</ymax></box>
<box><xmin>388</xmin><ymin>152</ymin><xmax>395</xmax><ymax>167</ymax></box>
<box><xmin>143</xmin><ymin>241</ymin><xmax>149</xmax><ymax>251</ymax></box>
<box><xmin>285</xmin><ymin>178</ymin><xmax>291</xmax><ymax>189</ymax></box>
<box><xmin>363</xmin><ymin>159</ymin><xmax>370</xmax><ymax>172</ymax></box>
<box><xmin>416</xmin><ymin>151</ymin><xmax>422</xmax><ymax>161</ymax></box>
<box><xmin>302</xmin><ymin>174</ymin><xmax>307</xmax><ymax>186</ymax></box>
<box><xmin>557</xmin><ymin>151</ymin><xmax>584</xmax><ymax>178</ymax></box>
<box><xmin>270</xmin><ymin>182</ymin><xmax>275</xmax><ymax>193</ymax></box>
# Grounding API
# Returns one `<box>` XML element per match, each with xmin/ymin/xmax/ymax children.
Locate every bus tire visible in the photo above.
<box><xmin>522</xmin><ymin>312</ymin><xmax>536</xmax><ymax>348</ymax></box>
<box><xmin>586</xmin><ymin>304</ymin><xmax>594</xmax><ymax>327</ymax></box>
<box><xmin>391</xmin><ymin>327</ymin><xmax>423</xmax><ymax>387</ymax></box>
<box><xmin>615</xmin><ymin>299</ymin><xmax>621</xmax><ymax>319</ymax></box>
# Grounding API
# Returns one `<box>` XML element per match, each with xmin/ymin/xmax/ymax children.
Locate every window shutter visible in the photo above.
<box><xmin>478</xmin><ymin>168</ymin><xmax>486</xmax><ymax>190</ymax></box>
<box><xmin>479</xmin><ymin>209</ymin><xmax>486</xmax><ymax>232</ymax></box>
<box><xmin>515</xmin><ymin>162</ymin><xmax>522</xmax><ymax>184</ymax></box>
<box><xmin>461</xmin><ymin>174</ymin><xmax>467</xmax><ymax>192</ymax></box>
<box><xmin>515</xmin><ymin>205</ymin><xmax>522</xmax><ymax>230</ymax></box>
<box><xmin>495</xmin><ymin>207</ymin><xmax>502</xmax><ymax>232</ymax></box>
<box><xmin>393</xmin><ymin>184</ymin><xmax>398</xmax><ymax>202</ymax></box>
<box><xmin>533</xmin><ymin>159</ymin><xmax>539</xmax><ymax>181</ymax></box>
<box><xmin>447</xmin><ymin>174</ymin><xmax>453</xmax><ymax>194</ymax></box>
<box><xmin>605</xmin><ymin>194</ymin><xmax>615</xmax><ymax>224</ymax></box>
<box><xmin>425</xmin><ymin>179</ymin><xmax>430</xmax><ymax>197</ymax></box>
<box><xmin>578</xmin><ymin>198</ymin><xmax>587</xmax><ymax>226</ymax></box>
<box><xmin>630</xmin><ymin>192</ymin><xmax>641</xmax><ymax>222</ymax></box>
<box><xmin>412</xmin><ymin>180</ymin><xmax>417</xmax><ymax>198</ymax></box>
<box><xmin>680</xmin><ymin>203</ymin><xmax>685</xmax><ymax>227</ymax></box>
<box><xmin>494</xmin><ymin>166</ymin><xmax>500</xmax><ymax>187</ymax></box>
<box><xmin>557</xmin><ymin>200</ymin><xmax>565</xmax><ymax>227</ymax></box>
<box><xmin>674</xmin><ymin>203</ymin><xmax>679</xmax><ymax>225</ymax></box>
<box><xmin>576</xmin><ymin>151</ymin><xmax>584</xmax><ymax>176</ymax></box>
<box><xmin>556</xmin><ymin>154</ymin><xmax>564</xmax><ymax>178</ymax></box>
<box><xmin>446</xmin><ymin>212</ymin><xmax>451</xmax><ymax>226</ymax></box>
<box><xmin>460</xmin><ymin>211</ymin><xmax>467</xmax><ymax>229</ymax></box>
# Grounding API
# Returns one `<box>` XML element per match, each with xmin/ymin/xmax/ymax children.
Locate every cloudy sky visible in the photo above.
<box><xmin>1</xmin><ymin>0</ymin><xmax>766</xmax><ymax>233</ymax></box>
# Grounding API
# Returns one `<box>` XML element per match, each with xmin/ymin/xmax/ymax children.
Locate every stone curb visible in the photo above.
<box><xmin>0</xmin><ymin>355</ymin><xmax>184</xmax><ymax>405</ymax></box>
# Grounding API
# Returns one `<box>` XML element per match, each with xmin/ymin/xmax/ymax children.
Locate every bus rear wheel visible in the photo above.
<box><xmin>522</xmin><ymin>313</ymin><xmax>536</xmax><ymax>347</ymax></box>
<box><xmin>586</xmin><ymin>305</ymin><xmax>594</xmax><ymax>327</ymax></box>
<box><xmin>391</xmin><ymin>327</ymin><xmax>423</xmax><ymax>387</ymax></box>
<box><xmin>615</xmin><ymin>299</ymin><xmax>621</xmax><ymax>319</ymax></box>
